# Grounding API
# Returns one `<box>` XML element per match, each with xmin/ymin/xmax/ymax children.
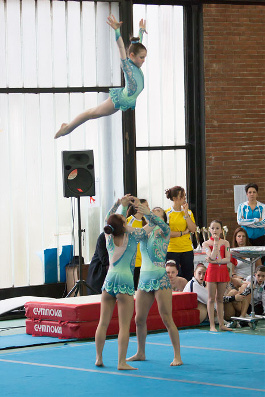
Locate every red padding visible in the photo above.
<box><xmin>26</xmin><ymin>307</ymin><xmax>200</xmax><ymax>340</ymax></box>
<box><xmin>25</xmin><ymin>292</ymin><xmax>197</xmax><ymax>323</ymax></box>
<box><xmin>25</xmin><ymin>300</ymin><xmax>102</xmax><ymax>322</ymax></box>
<box><xmin>25</xmin><ymin>292</ymin><xmax>200</xmax><ymax>339</ymax></box>
<box><xmin>148</xmin><ymin>292</ymin><xmax>198</xmax><ymax>317</ymax></box>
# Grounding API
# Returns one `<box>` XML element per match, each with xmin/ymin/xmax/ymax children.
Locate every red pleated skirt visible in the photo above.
<box><xmin>205</xmin><ymin>263</ymin><xmax>230</xmax><ymax>283</ymax></box>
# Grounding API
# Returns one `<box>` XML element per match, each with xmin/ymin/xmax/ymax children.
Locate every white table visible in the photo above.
<box><xmin>230</xmin><ymin>246</ymin><xmax>265</xmax><ymax>329</ymax></box>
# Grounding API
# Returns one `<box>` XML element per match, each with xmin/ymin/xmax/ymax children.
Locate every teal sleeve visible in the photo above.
<box><xmin>138</xmin><ymin>28</ymin><xmax>145</xmax><ymax>43</ymax></box>
<box><xmin>121</xmin><ymin>206</ymin><xmax>128</xmax><ymax>218</ymax></box>
<box><xmin>105</xmin><ymin>200</ymin><xmax>120</xmax><ymax>223</ymax></box>
<box><xmin>145</xmin><ymin>212</ymin><xmax>171</xmax><ymax>237</ymax></box>
<box><xmin>115</xmin><ymin>28</ymin><xmax>121</xmax><ymax>41</ymax></box>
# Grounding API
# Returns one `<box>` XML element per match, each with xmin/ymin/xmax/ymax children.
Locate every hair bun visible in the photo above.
<box><xmin>104</xmin><ymin>224</ymin><xmax>114</xmax><ymax>235</ymax></box>
<box><xmin>130</xmin><ymin>36</ymin><xmax>140</xmax><ymax>44</ymax></box>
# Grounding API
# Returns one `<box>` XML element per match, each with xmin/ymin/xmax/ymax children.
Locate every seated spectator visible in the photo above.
<box><xmin>231</xmin><ymin>227</ymin><xmax>262</xmax><ymax>288</ymax></box>
<box><xmin>166</xmin><ymin>259</ymin><xmax>187</xmax><ymax>292</ymax></box>
<box><xmin>183</xmin><ymin>263</ymin><xmax>208</xmax><ymax>323</ymax></box>
<box><xmin>183</xmin><ymin>263</ymin><xmax>249</xmax><ymax>325</ymax></box>
<box><xmin>223</xmin><ymin>280</ymin><xmax>251</xmax><ymax>323</ymax></box>
<box><xmin>240</xmin><ymin>265</ymin><xmax>265</xmax><ymax>317</ymax></box>
<box><xmin>86</xmin><ymin>232</ymin><xmax>109</xmax><ymax>295</ymax></box>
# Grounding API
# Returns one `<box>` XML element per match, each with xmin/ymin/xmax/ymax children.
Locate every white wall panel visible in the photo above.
<box><xmin>0</xmin><ymin>95</ymin><xmax>12</xmax><ymax>287</ymax></box>
<box><xmin>0</xmin><ymin>1</ymin><xmax>186</xmax><ymax>289</ymax></box>
<box><xmin>82</xmin><ymin>2</ymin><xmax>97</xmax><ymax>87</ymax></box>
<box><xmin>0</xmin><ymin>1</ymin><xmax>7</xmax><ymax>87</ymax></box>
<box><xmin>52</xmin><ymin>1</ymin><xmax>68</xmax><ymax>87</ymax></box>
<box><xmin>134</xmin><ymin>5</ymin><xmax>186</xmax><ymax>210</ymax></box>
<box><xmin>0</xmin><ymin>0</ymin><xmax>124</xmax><ymax>289</ymax></box>
<box><xmin>96</xmin><ymin>2</ymin><xmax>111</xmax><ymax>86</ymax></box>
<box><xmin>22</xmin><ymin>0</ymin><xmax>37</xmax><ymax>87</ymax></box>
<box><xmin>9</xmin><ymin>94</ymin><xmax>28</xmax><ymax>287</ymax></box>
<box><xmin>39</xmin><ymin>94</ymin><xmax>57</xmax><ymax>251</ymax></box>
<box><xmin>24</xmin><ymin>94</ymin><xmax>43</xmax><ymax>285</ymax></box>
<box><xmin>134</xmin><ymin>5</ymin><xmax>185</xmax><ymax>148</ymax></box>
<box><xmin>137</xmin><ymin>149</ymin><xmax>187</xmax><ymax>212</ymax></box>
<box><xmin>6</xmin><ymin>0</ymin><xmax>22</xmax><ymax>88</ymax></box>
<box><xmin>67</xmin><ymin>2</ymin><xmax>82</xmax><ymax>87</ymax></box>
<box><xmin>37</xmin><ymin>0</ymin><xmax>53</xmax><ymax>87</ymax></box>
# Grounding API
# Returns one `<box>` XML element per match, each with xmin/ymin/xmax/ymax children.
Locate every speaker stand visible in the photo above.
<box><xmin>66</xmin><ymin>196</ymin><xmax>98</xmax><ymax>297</ymax></box>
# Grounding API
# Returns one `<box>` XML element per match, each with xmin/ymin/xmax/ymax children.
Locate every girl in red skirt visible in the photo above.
<box><xmin>202</xmin><ymin>220</ymin><xmax>232</xmax><ymax>332</ymax></box>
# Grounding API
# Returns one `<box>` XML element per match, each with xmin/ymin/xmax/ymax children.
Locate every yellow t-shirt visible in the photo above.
<box><xmin>165</xmin><ymin>207</ymin><xmax>195</xmax><ymax>253</ymax></box>
<box><xmin>127</xmin><ymin>215</ymin><xmax>143</xmax><ymax>268</ymax></box>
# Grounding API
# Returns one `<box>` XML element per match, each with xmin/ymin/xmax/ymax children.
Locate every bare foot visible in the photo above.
<box><xmin>126</xmin><ymin>353</ymin><xmax>146</xmax><ymax>362</ymax></box>
<box><xmin>54</xmin><ymin>123</ymin><xmax>70</xmax><ymax>139</ymax></box>
<box><xmin>118</xmin><ymin>362</ymin><xmax>138</xmax><ymax>370</ymax></box>
<box><xmin>95</xmin><ymin>357</ymin><xmax>104</xmax><ymax>367</ymax></box>
<box><xmin>220</xmin><ymin>325</ymin><xmax>233</xmax><ymax>332</ymax></box>
<box><xmin>210</xmin><ymin>326</ymin><xmax>218</xmax><ymax>332</ymax></box>
<box><xmin>170</xmin><ymin>358</ymin><xmax>183</xmax><ymax>366</ymax></box>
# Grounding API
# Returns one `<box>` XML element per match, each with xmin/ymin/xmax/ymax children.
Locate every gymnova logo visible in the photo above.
<box><xmin>34</xmin><ymin>324</ymin><xmax>62</xmax><ymax>334</ymax></box>
<box><xmin>33</xmin><ymin>307</ymin><xmax>62</xmax><ymax>317</ymax></box>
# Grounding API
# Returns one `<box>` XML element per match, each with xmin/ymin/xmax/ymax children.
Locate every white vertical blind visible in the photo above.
<box><xmin>0</xmin><ymin>0</ymin><xmax>122</xmax><ymax>289</ymax></box>
<box><xmin>0</xmin><ymin>1</ymin><xmax>186</xmax><ymax>289</ymax></box>
<box><xmin>133</xmin><ymin>5</ymin><xmax>186</xmax><ymax>210</ymax></box>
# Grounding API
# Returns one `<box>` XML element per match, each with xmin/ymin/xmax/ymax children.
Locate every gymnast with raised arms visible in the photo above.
<box><xmin>55</xmin><ymin>15</ymin><xmax>147</xmax><ymax>139</ymax></box>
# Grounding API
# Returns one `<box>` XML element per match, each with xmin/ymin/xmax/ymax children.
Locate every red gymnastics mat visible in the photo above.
<box><xmin>25</xmin><ymin>293</ymin><xmax>200</xmax><ymax>339</ymax></box>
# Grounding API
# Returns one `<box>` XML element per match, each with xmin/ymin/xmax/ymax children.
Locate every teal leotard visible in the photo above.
<box><xmin>109</xmin><ymin>27</ymin><xmax>145</xmax><ymax>111</ymax></box>
<box><xmin>109</xmin><ymin>58</ymin><xmax>144</xmax><ymax>111</ymax></box>
<box><xmin>102</xmin><ymin>200</ymin><xmax>147</xmax><ymax>297</ymax></box>
<box><xmin>103</xmin><ymin>229</ymin><xmax>147</xmax><ymax>296</ymax></box>
<box><xmin>138</xmin><ymin>213</ymin><xmax>172</xmax><ymax>292</ymax></box>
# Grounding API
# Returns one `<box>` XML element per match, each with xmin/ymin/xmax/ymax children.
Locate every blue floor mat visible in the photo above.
<box><xmin>0</xmin><ymin>329</ymin><xmax>264</xmax><ymax>397</ymax></box>
<box><xmin>0</xmin><ymin>333</ymin><xmax>76</xmax><ymax>350</ymax></box>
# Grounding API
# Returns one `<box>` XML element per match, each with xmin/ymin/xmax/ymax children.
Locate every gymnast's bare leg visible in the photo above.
<box><xmin>54</xmin><ymin>97</ymin><xmax>118</xmax><ymax>139</ymax></box>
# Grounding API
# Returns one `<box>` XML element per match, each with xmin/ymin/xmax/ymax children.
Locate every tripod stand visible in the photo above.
<box><xmin>66</xmin><ymin>196</ymin><xmax>98</xmax><ymax>297</ymax></box>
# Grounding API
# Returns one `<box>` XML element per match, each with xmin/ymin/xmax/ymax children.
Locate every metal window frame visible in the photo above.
<box><xmin>121</xmin><ymin>1</ymin><xmax>206</xmax><ymax>227</ymax></box>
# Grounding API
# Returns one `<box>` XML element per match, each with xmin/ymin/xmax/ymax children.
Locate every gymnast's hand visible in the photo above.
<box><xmin>139</xmin><ymin>18</ymin><xmax>147</xmax><ymax>34</ymax></box>
<box><xmin>136</xmin><ymin>203</ymin><xmax>151</xmax><ymax>216</ymax></box>
<box><xmin>107</xmin><ymin>15</ymin><xmax>123</xmax><ymax>30</ymax></box>
<box><xmin>120</xmin><ymin>194</ymin><xmax>134</xmax><ymax>207</ymax></box>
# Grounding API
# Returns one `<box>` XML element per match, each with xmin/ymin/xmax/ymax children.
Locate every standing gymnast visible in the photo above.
<box><xmin>95</xmin><ymin>195</ymin><xmax>163</xmax><ymax>370</ymax></box>
<box><xmin>127</xmin><ymin>202</ymin><xmax>183</xmax><ymax>366</ymax></box>
<box><xmin>202</xmin><ymin>220</ymin><xmax>232</xmax><ymax>332</ymax></box>
<box><xmin>55</xmin><ymin>15</ymin><xmax>147</xmax><ymax>139</ymax></box>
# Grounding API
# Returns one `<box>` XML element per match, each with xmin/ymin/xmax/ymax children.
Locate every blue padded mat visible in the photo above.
<box><xmin>0</xmin><ymin>329</ymin><xmax>264</xmax><ymax>396</ymax></box>
<box><xmin>0</xmin><ymin>333</ymin><xmax>76</xmax><ymax>350</ymax></box>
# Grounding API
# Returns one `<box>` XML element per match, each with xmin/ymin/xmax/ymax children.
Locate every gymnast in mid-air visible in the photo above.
<box><xmin>55</xmin><ymin>15</ymin><xmax>147</xmax><ymax>139</ymax></box>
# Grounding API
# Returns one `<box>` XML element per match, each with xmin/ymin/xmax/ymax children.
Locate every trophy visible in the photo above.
<box><xmin>222</xmin><ymin>226</ymin><xmax>228</xmax><ymax>239</ymax></box>
<box><xmin>202</xmin><ymin>227</ymin><xmax>209</xmax><ymax>242</ymax></box>
<box><xmin>194</xmin><ymin>226</ymin><xmax>202</xmax><ymax>252</ymax></box>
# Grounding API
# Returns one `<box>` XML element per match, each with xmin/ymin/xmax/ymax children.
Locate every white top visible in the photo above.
<box><xmin>183</xmin><ymin>277</ymin><xmax>208</xmax><ymax>305</ymax></box>
<box><xmin>234</xmin><ymin>258</ymin><xmax>252</xmax><ymax>279</ymax></box>
<box><xmin>246</xmin><ymin>276</ymin><xmax>265</xmax><ymax>311</ymax></box>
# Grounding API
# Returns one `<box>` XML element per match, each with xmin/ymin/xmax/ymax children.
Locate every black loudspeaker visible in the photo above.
<box><xmin>62</xmin><ymin>150</ymin><xmax>95</xmax><ymax>197</ymax></box>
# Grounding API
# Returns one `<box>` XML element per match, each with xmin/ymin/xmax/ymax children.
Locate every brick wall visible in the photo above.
<box><xmin>203</xmin><ymin>3</ymin><xmax>265</xmax><ymax>242</ymax></box>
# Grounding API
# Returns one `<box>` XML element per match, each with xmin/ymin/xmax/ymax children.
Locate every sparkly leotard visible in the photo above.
<box><xmin>102</xmin><ymin>201</ymin><xmax>147</xmax><ymax>296</ymax></box>
<box><xmin>109</xmin><ymin>28</ymin><xmax>145</xmax><ymax>111</ymax></box>
<box><xmin>109</xmin><ymin>59</ymin><xmax>144</xmax><ymax>111</ymax></box>
<box><xmin>138</xmin><ymin>213</ymin><xmax>171</xmax><ymax>292</ymax></box>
